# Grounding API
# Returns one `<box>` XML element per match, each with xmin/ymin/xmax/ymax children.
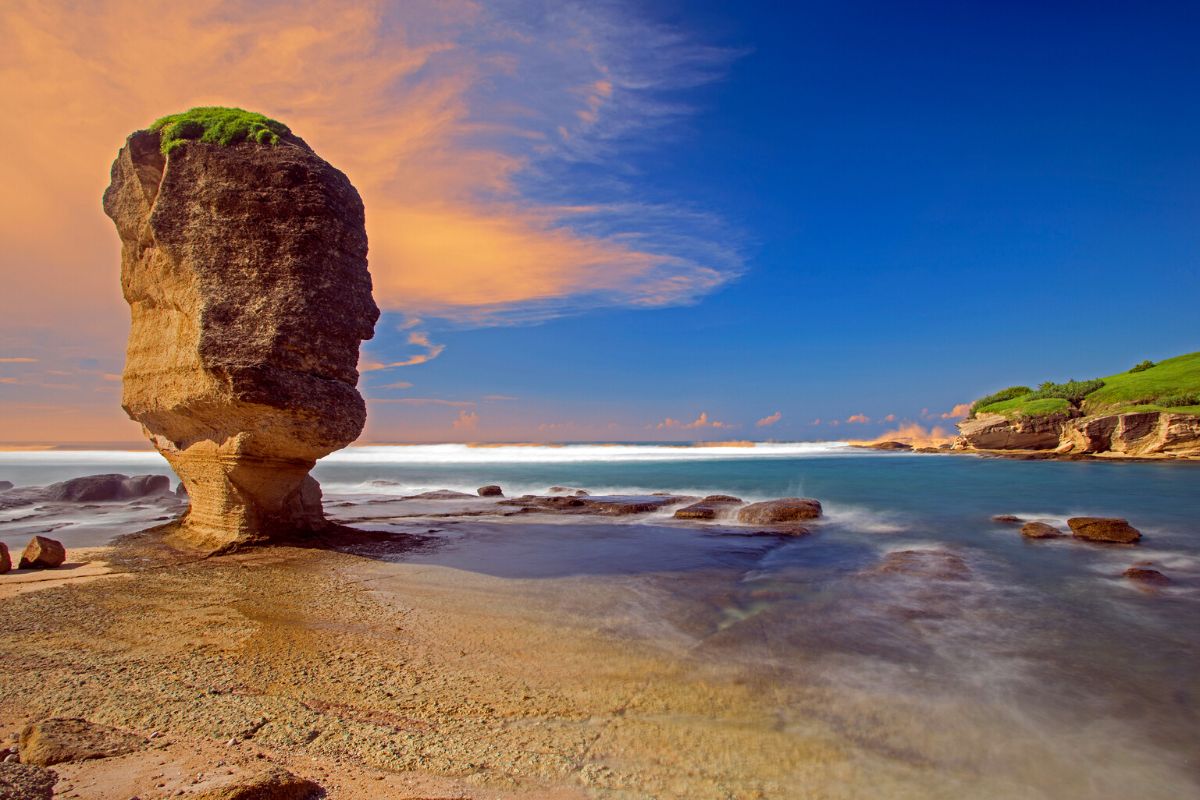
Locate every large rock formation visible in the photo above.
<box><xmin>103</xmin><ymin>112</ymin><xmax>379</xmax><ymax>551</ymax></box>
<box><xmin>955</xmin><ymin>410</ymin><xmax>1200</xmax><ymax>458</ymax></box>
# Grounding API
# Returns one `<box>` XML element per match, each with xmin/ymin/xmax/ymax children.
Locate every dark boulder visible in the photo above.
<box><xmin>477</xmin><ymin>485</ymin><xmax>504</xmax><ymax>497</ymax></box>
<box><xmin>43</xmin><ymin>473</ymin><xmax>170</xmax><ymax>502</ymax></box>
<box><xmin>992</xmin><ymin>514</ymin><xmax>1023</xmax><ymax>524</ymax></box>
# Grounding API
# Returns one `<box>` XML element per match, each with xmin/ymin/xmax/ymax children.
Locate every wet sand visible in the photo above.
<box><xmin>1</xmin><ymin>489</ymin><xmax>1197</xmax><ymax>798</ymax></box>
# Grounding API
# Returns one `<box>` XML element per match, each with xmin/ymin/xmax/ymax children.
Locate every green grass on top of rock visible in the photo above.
<box><xmin>971</xmin><ymin>351</ymin><xmax>1200</xmax><ymax>419</ymax></box>
<box><xmin>149</xmin><ymin>107</ymin><xmax>290</xmax><ymax>155</ymax></box>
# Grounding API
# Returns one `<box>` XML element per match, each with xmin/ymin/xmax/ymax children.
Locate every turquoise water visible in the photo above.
<box><xmin>1</xmin><ymin>443</ymin><xmax>1198</xmax><ymax>795</ymax></box>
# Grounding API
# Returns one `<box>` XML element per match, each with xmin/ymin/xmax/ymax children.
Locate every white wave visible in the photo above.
<box><xmin>322</xmin><ymin>441</ymin><xmax>853</xmax><ymax>465</ymax></box>
<box><xmin>0</xmin><ymin>449</ymin><xmax>167</xmax><ymax>466</ymax></box>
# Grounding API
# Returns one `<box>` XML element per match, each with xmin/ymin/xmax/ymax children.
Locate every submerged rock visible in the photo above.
<box><xmin>406</xmin><ymin>490</ymin><xmax>477</xmax><ymax>500</ymax></box>
<box><xmin>674</xmin><ymin>495</ymin><xmax>744</xmax><ymax>520</ymax></box>
<box><xmin>737</xmin><ymin>498</ymin><xmax>822</xmax><ymax>524</ymax></box>
<box><xmin>1068</xmin><ymin>517</ymin><xmax>1142</xmax><ymax>544</ymax></box>
<box><xmin>992</xmin><ymin>514</ymin><xmax>1023</xmax><ymax>523</ymax></box>
<box><xmin>18</xmin><ymin>536</ymin><xmax>65</xmax><ymax>569</ymax></box>
<box><xmin>500</xmin><ymin>494</ymin><xmax>690</xmax><ymax>516</ymax></box>
<box><xmin>477</xmin><ymin>485</ymin><xmax>504</xmax><ymax>497</ymax></box>
<box><xmin>1123</xmin><ymin>566</ymin><xmax>1169</xmax><ymax>585</ymax></box>
<box><xmin>868</xmin><ymin>549</ymin><xmax>971</xmax><ymax>581</ymax></box>
<box><xmin>0</xmin><ymin>762</ymin><xmax>57</xmax><ymax>800</ymax></box>
<box><xmin>1020</xmin><ymin>521</ymin><xmax>1066</xmax><ymax>539</ymax></box>
<box><xmin>18</xmin><ymin>718</ymin><xmax>142</xmax><ymax>767</ymax></box>
<box><xmin>547</xmin><ymin>486</ymin><xmax>589</xmax><ymax>496</ymax></box>
<box><xmin>103</xmin><ymin>111</ymin><xmax>379</xmax><ymax>552</ymax></box>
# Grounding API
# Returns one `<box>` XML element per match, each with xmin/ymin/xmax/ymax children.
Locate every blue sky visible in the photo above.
<box><xmin>1</xmin><ymin>0</ymin><xmax>1196</xmax><ymax>442</ymax></box>
<box><xmin>360</xmin><ymin>0</ymin><xmax>1200</xmax><ymax>441</ymax></box>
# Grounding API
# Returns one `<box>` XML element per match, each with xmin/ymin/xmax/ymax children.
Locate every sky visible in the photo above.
<box><xmin>0</xmin><ymin>0</ymin><xmax>1197</xmax><ymax>443</ymax></box>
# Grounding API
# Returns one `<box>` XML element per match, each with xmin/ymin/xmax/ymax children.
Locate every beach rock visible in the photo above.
<box><xmin>0</xmin><ymin>762</ymin><xmax>57</xmax><ymax>800</ymax></box>
<box><xmin>0</xmin><ymin>480</ymin><xmax>12</xmax><ymax>492</ymax></box>
<box><xmin>548</xmin><ymin>486</ymin><xmax>589</xmax><ymax>496</ymax></box>
<box><xmin>992</xmin><ymin>514</ymin><xmax>1023</xmax><ymax>523</ymax></box>
<box><xmin>674</xmin><ymin>495</ymin><xmax>743</xmax><ymax>520</ymax></box>
<box><xmin>0</xmin><ymin>544</ymin><xmax>9</xmax><ymax>574</ymax></box>
<box><xmin>737</xmin><ymin>498</ymin><xmax>822</xmax><ymax>524</ymax></box>
<box><xmin>477</xmin><ymin>485</ymin><xmax>504</xmax><ymax>497</ymax></box>
<box><xmin>955</xmin><ymin>412</ymin><xmax>1070</xmax><ymax>451</ymax></box>
<box><xmin>103</xmin><ymin>116</ymin><xmax>379</xmax><ymax>552</ymax></box>
<box><xmin>1067</xmin><ymin>517</ymin><xmax>1142</xmax><ymax>544</ymax></box>
<box><xmin>1123</xmin><ymin>566</ymin><xmax>1169</xmax><ymax>585</ymax></box>
<box><xmin>18</xmin><ymin>718</ymin><xmax>142</xmax><ymax>767</ymax></box>
<box><xmin>500</xmin><ymin>494</ymin><xmax>689</xmax><ymax>516</ymax></box>
<box><xmin>191</xmin><ymin>767</ymin><xmax>320</xmax><ymax>800</ymax></box>
<box><xmin>1020</xmin><ymin>521</ymin><xmax>1065</xmax><ymax>539</ymax></box>
<box><xmin>18</xmin><ymin>537</ymin><xmax>65</xmax><ymax>569</ymax></box>
<box><xmin>42</xmin><ymin>473</ymin><xmax>170</xmax><ymax>502</ymax></box>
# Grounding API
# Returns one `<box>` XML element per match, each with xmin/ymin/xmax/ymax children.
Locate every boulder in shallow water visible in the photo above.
<box><xmin>103</xmin><ymin>111</ymin><xmax>379</xmax><ymax>552</ymax></box>
<box><xmin>43</xmin><ymin>473</ymin><xmax>170</xmax><ymax>502</ymax></box>
<box><xmin>406</xmin><ymin>490</ymin><xmax>477</xmax><ymax>500</ymax></box>
<box><xmin>992</xmin><ymin>514</ymin><xmax>1023</xmax><ymax>523</ymax></box>
<box><xmin>477</xmin><ymin>485</ymin><xmax>504</xmax><ymax>497</ymax></box>
<box><xmin>18</xmin><ymin>536</ymin><xmax>65</xmax><ymax>569</ymax></box>
<box><xmin>0</xmin><ymin>543</ymin><xmax>10</xmax><ymax>574</ymax></box>
<box><xmin>737</xmin><ymin>498</ymin><xmax>822</xmax><ymax>524</ymax></box>
<box><xmin>869</xmin><ymin>441</ymin><xmax>913</xmax><ymax>451</ymax></box>
<box><xmin>1123</xmin><ymin>566</ymin><xmax>1169</xmax><ymax>585</ymax></box>
<box><xmin>0</xmin><ymin>762</ymin><xmax>58</xmax><ymax>800</ymax></box>
<box><xmin>674</xmin><ymin>496</ymin><xmax>743</xmax><ymax>520</ymax></box>
<box><xmin>1067</xmin><ymin>517</ymin><xmax>1142</xmax><ymax>544</ymax></box>
<box><xmin>18</xmin><ymin>718</ymin><xmax>142</xmax><ymax>767</ymax></box>
<box><xmin>1020</xmin><ymin>521</ymin><xmax>1065</xmax><ymax>539</ymax></box>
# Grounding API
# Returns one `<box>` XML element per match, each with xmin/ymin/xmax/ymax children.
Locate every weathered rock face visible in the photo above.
<box><xmin>103</xmin><ymin>126</ymin><xmax>378</xmax><ymax>552</ymax></box>
<box><xmin>1020</xmin><ymin>521</ymin><xmax>1065</xmax><ymax>539</ymax></box>
<box><xmin>0</xmin><ymin>543</ymin><xmax>10</xmax><ymax>574</ymax></box>
<box><xmin>954</xmin><ymin>412</ymin><xmax>1070</xmax><ymax>450</ymax></box>
<box><xmin>1059</xmin><ymin>412</ymin><xmax>1200</xmax><ymax>456</ymax></box>
<box><xmin>955</xmin><ymin>410</ymin><xmax>1200</xmax><ymax>457</ymax></box>
<box><xmin>736</xmin><ymin>498</ymin><xmax>822</xmax><ymax>524</ymax></box>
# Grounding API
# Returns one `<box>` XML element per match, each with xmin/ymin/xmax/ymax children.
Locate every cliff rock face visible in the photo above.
<box><xmin>955</xmin><ymin>411</ymin><xmax>1200</xmax><ymax>458</ymax></box>
<box><xmin>954</xmin><ymin>412</ymin><xmax>1070</xmax><ymax>450</ymax></box>
<box><xmin>103</xmin><ymin>126</ymin><xmax>379</xmax><ymax>551</ymax></box>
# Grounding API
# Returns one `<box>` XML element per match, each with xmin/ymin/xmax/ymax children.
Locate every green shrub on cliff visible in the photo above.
<box><xmin>969</xmin><ymin>386</ymin><xmax>1031</xmax><ymax>417</ymax></box>
<box><xmin>150</xmin><ymin>107</ymin><xmax>290</xmax><ymax>155</ymax></box>
<box><xmin>1129</xmin><ymin>360</ymin><xmax>1155</xmax><ymax>373</ymax></box>
<box><xmin>970</xmin><ymin>352</ymin><xmax>1200</xmax><ymax>419</ymax></box>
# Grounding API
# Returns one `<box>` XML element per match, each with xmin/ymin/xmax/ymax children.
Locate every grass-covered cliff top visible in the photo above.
<box><xmin>149</xmin><ymin>107</ymin><xmax>290</xmax><ymax>155</ymax></box>
<box><xmin>971</xmin><ymin>351</ymin><xmax>1200</xmax><ymax>419</ymax></box>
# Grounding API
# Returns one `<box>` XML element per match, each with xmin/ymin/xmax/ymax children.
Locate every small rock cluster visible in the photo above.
<box><xmin>0</xmin><ymin>535</ymin><xmax>66</xmax><ymax>574</ymax></box>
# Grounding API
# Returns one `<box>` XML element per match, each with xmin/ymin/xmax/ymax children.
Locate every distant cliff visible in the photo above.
<box><xmin>954</xmin><ymin>352</ymin><xmax>1200</xmax><ymax>459</ymax></box>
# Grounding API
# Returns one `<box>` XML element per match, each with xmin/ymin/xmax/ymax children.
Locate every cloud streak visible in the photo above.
<box><xmin>755</xmin><ymin>411</ymin><xmax>782</xmax><ymax>427</ymax></box>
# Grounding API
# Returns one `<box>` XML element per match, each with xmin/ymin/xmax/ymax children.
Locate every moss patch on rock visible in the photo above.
<box><xmin>149</xmin><ymin>107</ymin><xmax>290</xmax><ymax>155</ymax></box>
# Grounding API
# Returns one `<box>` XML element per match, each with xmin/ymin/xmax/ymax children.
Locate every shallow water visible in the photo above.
<box><xmin>1</xmin><ymin>443</ymin><xmax>1198</xmax><ymax>796</ymax></box>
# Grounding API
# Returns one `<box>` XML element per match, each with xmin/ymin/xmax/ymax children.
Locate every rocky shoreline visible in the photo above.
<box><xmin>954</xmin><ymin>409</ymin><xmax>1200</xmax><ymax>459</ymax></box>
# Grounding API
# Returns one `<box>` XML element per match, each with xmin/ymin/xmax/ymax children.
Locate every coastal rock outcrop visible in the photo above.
<box><xmin>44</xmin><ymin>473</ymin><xmax>170</xmax><ymax>502</ymax></box>
<box><xmin>674</xmin><ymin>495</ymin><xmax>743</xmax><ymax>520</ymax></box>
<box><xmin>1020</xmin><ymin>521</ymin><xmax>1065</xmax><ymax>539</ymax></box>
<box><xmin>103</xmin><ymin>110</ymin><xmax>379</xmax><ymax>552</ymax></box>
<box><xmin>18</xmin><ymin>537</ymin><xmax>65</xmax><ymax>569</ymax></box>
<box><xmin>955</xmin><ymin>411</ymin><xmax>1200</xmax><ymax>458</ymax></box>
<box><xmin>478</xmin><ymin>485</ymin><xmax>504</xmax><ymax>497</ymax></box>
<box><xmin>955</xmin><ymin>412</ymin><xmax>1069</xmax><ymax>450</ymax></box>
<box><xmin>0</xmin><ymin>543</ymin><xmax>10</xmax><ymax>573</ymax></box>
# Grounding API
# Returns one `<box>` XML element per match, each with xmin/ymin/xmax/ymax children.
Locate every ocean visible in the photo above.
<box><xmin>1</xmin><ymin>442</ymin><xmax>1198</xmax><ymax>796</ymax></box>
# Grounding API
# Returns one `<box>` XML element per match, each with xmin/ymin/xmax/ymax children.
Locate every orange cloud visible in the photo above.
<box><xmin>369</xmin><ymin>398</ymin><xmax>474</xmax><ymax>408</ymax></box>
<box><xmin>850</xmin><ymin>422</ymin><xmax>954</xmax><ymax>448</ymax></box>
<box><xmin>884</xmin><ymin>413</ymin><xmax>896</xmax><ymax>422</ymax></box>
<box><xmin>846</xmin><ymin>413</ymin><xmax>870</xmax><ymax>424</ymax></box>
<box><xmin>755</xmin><ymin>411</ymin><xmax>782</xmax><ymax>427</ymax></box>
<box><xmin>361</xmin><ymin>331</ymin><xmax>445</xmax><ymax>371</ymax></box>
<box><xmin>452</xmin><ymin>410</ymin><xmax>480</xmax><ymax>432</ymax></box>
<box><xmin>655</xmin><ymin>411</ymin><xmax>733</xmax><ymax>430</ymax></box>
<box><xmin>940</xmin><ymin>403</ymin><xmax>972</xmax><ymax>420</ymax></box>
<box><xmin>0</xmin><ymin>357</ymin><xmax>37</xmax><ymax>363</ymax></box>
